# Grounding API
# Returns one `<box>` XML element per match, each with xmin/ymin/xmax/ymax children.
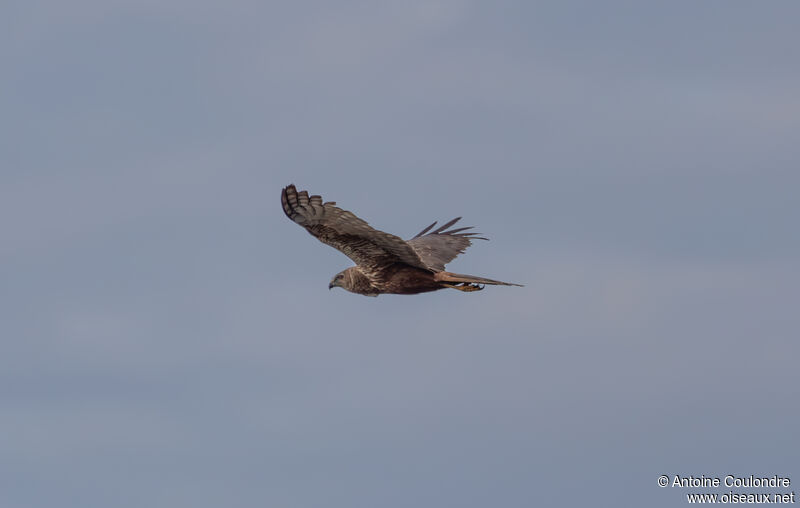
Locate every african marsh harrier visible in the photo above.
<box><xmin>281</xmin><ymin>184</ymin><xmax>522</xmax><ymax>296</ymax></box>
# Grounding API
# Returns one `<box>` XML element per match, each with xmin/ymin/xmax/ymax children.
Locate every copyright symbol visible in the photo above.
<box><xmin>658</xmin><ymin>475</ymin><xmax>669</xmax><ymax>487</ymax></box>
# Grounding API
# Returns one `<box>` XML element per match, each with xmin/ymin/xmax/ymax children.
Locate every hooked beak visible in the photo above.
<box><xmin>329</xmin><ymin>281</ymin><xmax>335</xmax><ymax>290</ymax></box>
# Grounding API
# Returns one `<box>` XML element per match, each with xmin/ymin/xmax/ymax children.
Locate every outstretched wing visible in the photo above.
<box><xmin>406</xmin><ymin>217</ymin><xmax>487</xmax><ymax>272</ymax></box>
<box><xmin>281</xmin><ymin>184</ymin><xmax>429</xmax><ymax>272</ymax></box>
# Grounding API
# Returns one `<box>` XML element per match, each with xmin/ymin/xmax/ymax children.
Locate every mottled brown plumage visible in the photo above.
<box><xmin>281</xmin><ymin>184</ymin><xmax>522</xmax><ymax>296</ymax></box>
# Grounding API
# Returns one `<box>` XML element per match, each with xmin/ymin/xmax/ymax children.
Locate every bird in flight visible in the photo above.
<box><xmin>281</xmin><ymin>184</ymin><xmax>523</xmax><ymax>296</ymax></box>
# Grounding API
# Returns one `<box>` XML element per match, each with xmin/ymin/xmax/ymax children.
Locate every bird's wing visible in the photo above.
<box><xmin>405</xmin><ymin>217</ymin><xmax>487</xmax><ymax>272</ymax></box>
<box><xmin>282</xmin><ymin>184</ymin><xmax>429</xmax><ymax>272</ymax></box>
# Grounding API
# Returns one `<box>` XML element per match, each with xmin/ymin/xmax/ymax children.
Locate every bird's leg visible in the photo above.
<box><xmin>443</xmin><ymin>282</ymin><xmax>484</xmax><ymax>292</ymax></box>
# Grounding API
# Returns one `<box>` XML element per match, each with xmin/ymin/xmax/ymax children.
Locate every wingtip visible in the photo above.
<box><xmin>281</xmin><ymin>184</ymin><xmax>299</xmax><ymax>217</ymax></box>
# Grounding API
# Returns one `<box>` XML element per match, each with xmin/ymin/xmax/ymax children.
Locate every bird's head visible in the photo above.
<box><xmin>329</xmin><ymin>271</ymin><xmax>347</xmax><ymax>290</ymax></box>
<box><xmin>329</xmin><ymin>267</ymin><xmax>375</xmax><ymax>295</ymax></box>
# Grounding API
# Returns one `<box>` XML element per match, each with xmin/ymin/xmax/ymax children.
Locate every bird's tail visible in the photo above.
<box><xmin>434</xmin><ymin>271</ymin><xmax>523</xmax><ymax>287</ymax></box>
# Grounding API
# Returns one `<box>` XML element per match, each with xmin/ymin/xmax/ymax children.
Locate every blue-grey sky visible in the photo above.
<box><xmin>2</xmin><ymin>1</ymin><xmax>798</xmax><ymax>507</ymax></box>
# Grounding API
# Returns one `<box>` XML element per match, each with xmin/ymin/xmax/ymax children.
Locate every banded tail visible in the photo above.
<box><xmin>434</xmin><ymin>271</ymin><xmax>523</xmax><ymax>288</ymax></box>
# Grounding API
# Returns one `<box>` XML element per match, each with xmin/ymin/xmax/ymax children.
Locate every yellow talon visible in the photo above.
<box><xmin>443</xmin><ymin>282</ymin><xmax>484</xmax><ymax>292</ymax></box>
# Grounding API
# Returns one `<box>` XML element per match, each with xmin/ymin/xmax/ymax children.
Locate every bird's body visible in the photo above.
<box><xmin>281</xmin><ymin>184</ymin><xmax>522</xmax><ymax>296</ymax></box>
<box><xmin>336</xmin><ymin>264</ymin><xmax>441</xmax><ymax>296</ymax></box>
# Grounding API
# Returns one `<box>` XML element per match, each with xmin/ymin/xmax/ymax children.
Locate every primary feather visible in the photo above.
<box><xmin>406</xmin><ymin>218</ymin><xmax>487</xmax><ymax>272</ymax></box>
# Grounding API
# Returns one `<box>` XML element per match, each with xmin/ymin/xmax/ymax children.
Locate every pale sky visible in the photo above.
<box><xmin>2</xmin><ymin>1</ymin><xmax>798</xmax><ymax>507</ymax></box>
